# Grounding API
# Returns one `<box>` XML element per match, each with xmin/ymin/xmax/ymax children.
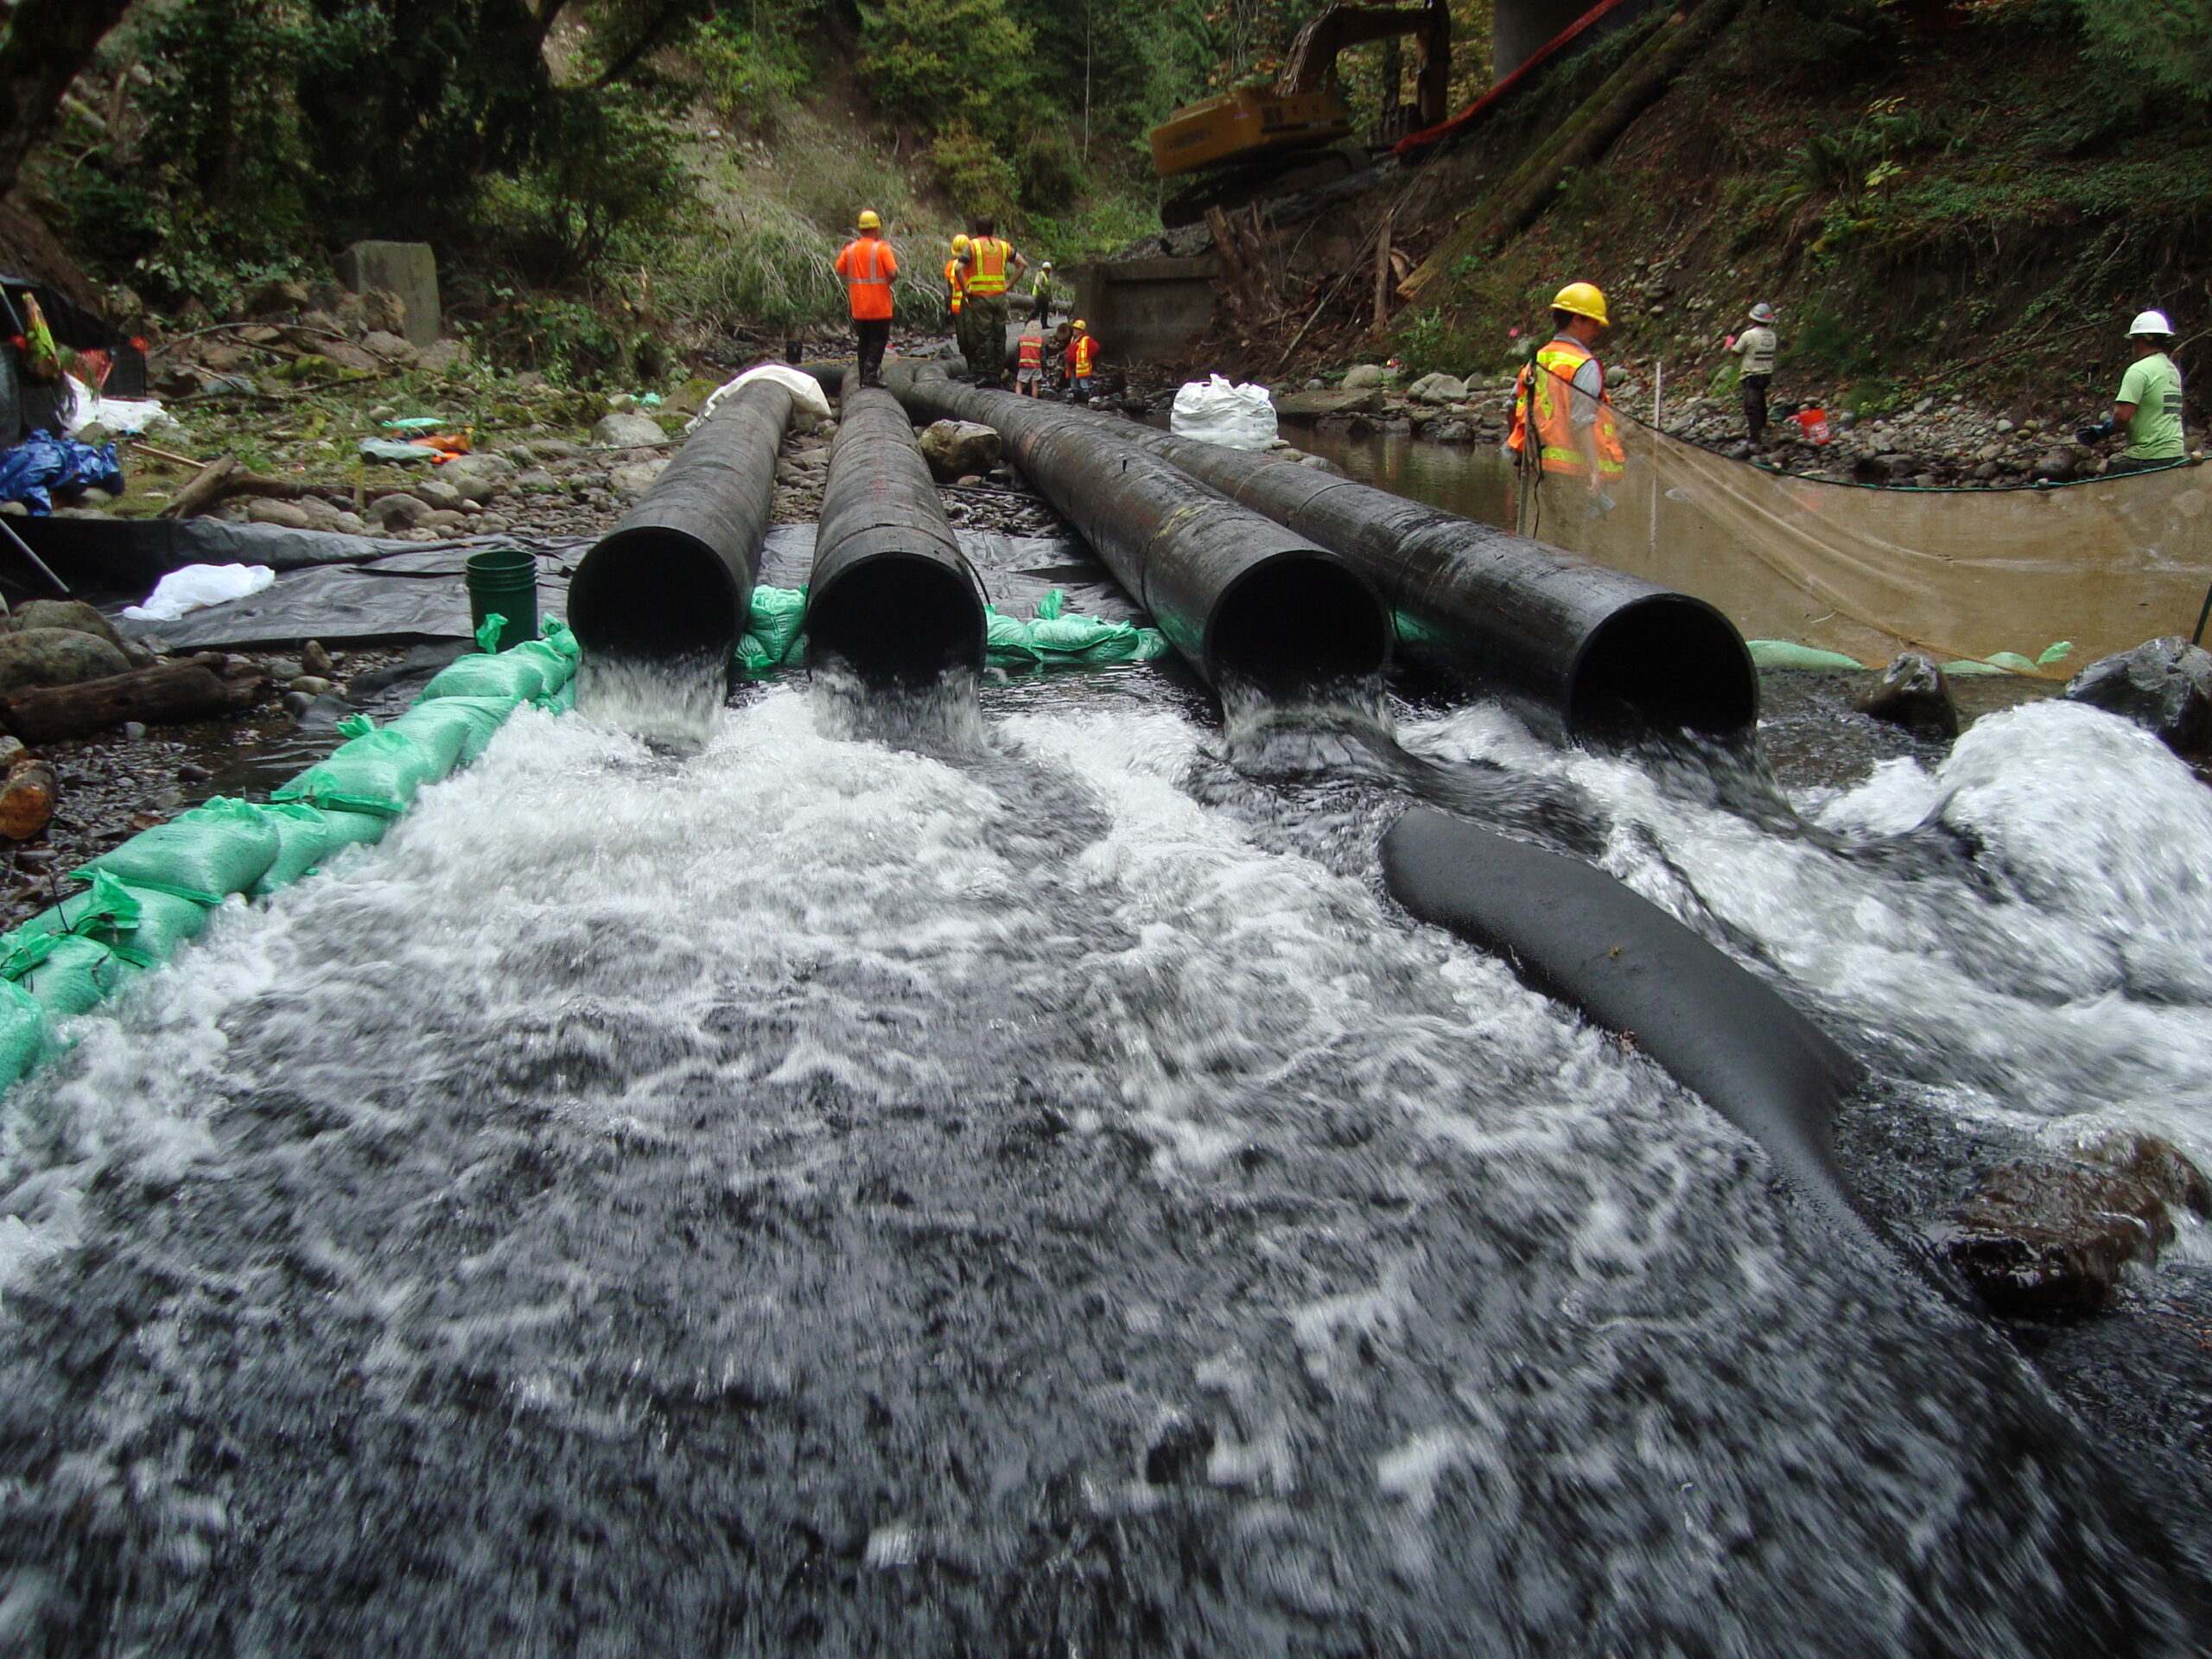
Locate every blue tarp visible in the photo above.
<box><xmin>0</xmin><ymin>429</ymin><xmax>123</xmax><ymax>515</ymax></box>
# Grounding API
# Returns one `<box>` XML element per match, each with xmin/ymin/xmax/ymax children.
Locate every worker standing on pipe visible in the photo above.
<box><xmin>1507</xmin><ymin>281</ymin><xmax>1625</xmax><ymax>509</ymax></box>
<box><xmin>2079</xmin><ymin>309</ymin><xmax>2187</xmax><ymax>475</ymax></box>
<box><xmin>944</xmin><ymin>233</ymin><xmax>969</xmax><ymax>336</ymax></box>
<box><xmin>960</xmin><ymin>217</ymin><xmax>1027</xmax><ymax>391</ymax></box>
<box><xmin>1065</xmin><ymin>320</ymin><xmax>1099</xmax><ymax>404</ymax></box>
<box><xmin>836</xmin><ymin>210</ymin><xmax>899</xmax><ymax>388</ymax></box>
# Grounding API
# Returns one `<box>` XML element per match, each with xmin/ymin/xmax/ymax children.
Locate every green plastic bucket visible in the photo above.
<box><xmin>465</xmin><ymin>550</ymin><xmax>538</xmax><ymax>651</ymax></box>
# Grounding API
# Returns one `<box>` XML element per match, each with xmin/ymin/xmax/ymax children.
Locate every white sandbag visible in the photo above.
<box><xmin>1170</xmin><ymin>374</ymin><xmax>1277</xmax><ymax>450</ymax></box>
<box><xmin>120</xmin><ymin>563</ymin><xmax>276</xmax><ymax>621</ymax></box>
<box><xmin>693</xmin><ymin>363</ymin><xmax>833</xmax><ymax>429</ymax></box>
<box><xmin>63</xmin><ymin>375</ymin><xmax>175</xmax><ymax>437</ymax></box>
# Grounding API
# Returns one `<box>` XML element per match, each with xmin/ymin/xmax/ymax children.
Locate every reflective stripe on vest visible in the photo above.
<box><xmin>840</xmin><ymin>235</ymin><xmax>894</xmax><ymax>321</ymax></box>
<box><xmin>944</xmin><ymin>258</ymin><xmax>964</xmax><ymax>313</ymax></box>
<box><xmin>1072</xmin><ymin>334</ymin><xmax>1096</xmax><ymax>376</ymax></box>
<box><xmin>968</xmin><ymin>237</ymin><xmax>1009</xmax><ymax>295</ymax></box>
<box><xmin>1505</xmin><ymin>337</ymin><xmax>1624</xmax><ymax>479</ymax></box>
<box><xmin>1018</xmin><ymin>334</ymin><xmax>1041</xmax><ymax>368</ymax></box>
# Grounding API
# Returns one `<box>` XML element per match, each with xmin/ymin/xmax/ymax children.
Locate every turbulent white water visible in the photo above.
<box><xmin>0</xmin><ymin>683</ymin><xmax>2203</xmax><ymax>1652</ymax></box>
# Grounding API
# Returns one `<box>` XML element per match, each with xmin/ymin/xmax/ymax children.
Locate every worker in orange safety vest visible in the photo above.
<box><xmin>1065</xmin><ymin>320</ymin><xmax>1098</xmax><ymax>403</ymax></box>
<box><xmin>834</xmin><ymin>209</ymin><xmax>899</xmax><ymax>387</ymax></box>
<box><xmin>1507</xmin><ymin>280</ymin><xmax>1625</xmax><ymax>510</ymax></box>
<box><xmin>944</xmin><ymin>233</ymin><xmax>969</xmax><ymax>321</ymax></box>
<box><xmin>1015</xmin><ymin>321</ymin><xmax>1044</xmax><ymax>396</ymax></box>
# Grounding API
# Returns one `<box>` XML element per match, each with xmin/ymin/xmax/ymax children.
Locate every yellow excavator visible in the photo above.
<box><xmin>1147</xmin><ymin>0</ymin><xmax>1450</xmax><ymax>226</ymax></box>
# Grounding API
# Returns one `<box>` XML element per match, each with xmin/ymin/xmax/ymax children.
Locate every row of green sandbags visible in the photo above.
<box><xmin>738</xmin><ymin>585</ymin><xmax>1169</xmax><ymax>678</ymax></box>
<box><xmin>0</xmin><ymin>618</ymin><xmax>581</xmax><ymax>1090</ymax></box>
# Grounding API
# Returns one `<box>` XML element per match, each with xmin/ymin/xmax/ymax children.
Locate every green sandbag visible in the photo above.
<box><xmin>1745</xmin><ymin>639</ymin><xmax>1866</xmax><ymax>671</ymax></box>
<box><xmin>984</xmin><ymin>609</ymin><xmax>1040</xmax><ymax>668</ymax></box>
<box><xmin>0</xmin><ymin>977</ymin><xmax>45</xmax><ymax>1087</ymax></box>
<box><xmin>3</xmin><ymin>931</ymin><xmax>129</xmax><ymax>1019</ymax></box>
<box><xmin>419</xmin><ymin>647</ymin><xmax>554</xmax><ymax>702</ymax></box>
<box><xmin>5</xmin><ymin>874</ymin><xmax>212</xmax><ymax>970</ymax></box>
<box><xmin>272</xmin><ymin>719</ymin><xmax>446</xmax><ymax>818</ymax></box>
<box><xmin>390</xmin><ymin>694</ymin><xmax>517</xmax><ymax>765</ymax></box>
<box><xmin>536</xmin><ymin>679</ymin><xmax>576</xmax><ymax>715</ymax></box>
<box><xmin>252</xmin><ymin>803</ymin><xmax>340</xmax><ymax>897</ymax></box>
<box><xmin>982</xmin><ymin>593</ymin><xmax>1170</xmax><ymax>671</ymax></box>
<box><xmin>543</xmin><ymin>617</ymin><xmax>581</xmax><ymax>662</ymax></box>
<box><xmin>741</xmin><ymin>586</ymin><xmax>808</xmax><ymax>675</ymax></box>
<box><xmin>104</xmin><ymin>885</ymin><xmax>213</xmax><ymax>968</ymax></box>
<box><xmin>10</xmin><ymin>870</ymin><xmax>140</xmax><ymax>946</ymax></box>
<box><xmin>73</xmin><ymin>795</ymin><xmax>280</xmax><ymax>905</ymax></box>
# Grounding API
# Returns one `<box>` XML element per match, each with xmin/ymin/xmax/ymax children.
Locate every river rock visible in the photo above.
<box><xmin>591</xmin><ymin>411</ymin><xmax>666</xmax><ymax>448</ymax></box>
<box><xmin>411</xmin><ymin>477</ymin><xmax>464</xmax><ymax>512</ymax></box>
<box><xmin>1408</xmin><ymin>372</ymin><xmax>1468</xmax><ymax>404</ymax></box>
<box><xmin>0</xmin><ymin>600</ymin><xmax>126</xmax><ymax>652</ymax></box>
<box><xmin>360</xmin><ymin>329</ymin><xmax>419</xmax><ymax>369</ymax></box>
<box><xmin>302</xmin><ymin>639</ymin><xmax>334</xmax><ymax>676</ymax></box>
<box><xmin>1275</xmin><ymin>388</ymin><xmax>1384</xmax><ymax>418</ymax></box>
<box><xmin>1856</xmin><ymin>652</ymin><xmax>1958</xmax><ymax>736</ymax></box>
<box><xmin>2062</xmin><ymin>635</ymin><xmax>2212</xmax><ymax>756</ymax></box>
<box><xmin>610</xmin><ymin>459</ymin><xmax>669</xmax><ymax>495</ymax></box>
<box><xmin>0</xmin><ymin>627</ymin><xmax>130</xmax><ymax>695</ymax></box>
<box><xmin>1427</xmin><ymin>419</ymin><xmax>1475</xmax><ymax>444</ymax></box>
<box><xmin>440</xmin><ymin>452</ymin><xmax>513</xmax><ymax>499</ymax></box>
<box><xmin>368</xmin><ymin>492</ymin><xmax>433</xmax><ymax>532</ymax></box>
<box><xmin>2031</xmin><ymin>448</ymin><xmax>2075</xmax><ymax>482</ymax></box>
<box><xmin>1936</xmin><ymin>1134</ymin><xmax>2212</xmax><ymax>1319</ymax></box>
<box><xmin>917</xmin><ymin>420</ymin><xmax>1002</xmax><ymax>482</ymax></box>
<box><xmin>1341</xmin><ymin>363</ymin><xmax>1389</xmax><ymax>391</ymax></box>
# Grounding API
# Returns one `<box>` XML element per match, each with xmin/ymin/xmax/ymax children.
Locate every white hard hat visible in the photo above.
<box><xmin>2130</xmin><ymin>308</ymin><xmax>2174</xmax><ymax>338</ymax></box>
<box><xmin>1748</xmin><ymin>302</ymin><xmax>1775</xmax><ymax>323</ymax></box>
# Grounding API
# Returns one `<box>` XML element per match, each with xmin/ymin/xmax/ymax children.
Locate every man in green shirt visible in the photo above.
<box><xmin>2081</xmin><ymin>309</ymin><xmax>2186</xmax><ymax>474</ymax></box>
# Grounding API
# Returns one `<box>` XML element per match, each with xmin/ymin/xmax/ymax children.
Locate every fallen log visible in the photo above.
<box><xmin>156</xmin><ymin>454</ymin><xmax>237</xmax><ymax>519</ymax></box>
<box><xmin>0</xmin><ymin>755</ymin><xmax>57</xmax><ymax>839</ymax></box>
<box><xmin>0</xmin><ymin>659</ymin><xmax>263</xmax><ymax>743</ymax></box>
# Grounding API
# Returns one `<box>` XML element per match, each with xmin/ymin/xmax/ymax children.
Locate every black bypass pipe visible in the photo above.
<box><xmin>1064</xmin><ymin>409</ymin><xmax>1756</xmax><ymax>741</ymax></box>
<box><xmin>1382</xmin><ymin>808</ymin><xmax>1869</xmax><ymax>1236</ymax></box>
<box><xmin>890</xmin><ymin>368</ymin><xmax>1389</xmax><ymax>695</ymax></box>
<box><xmin>809</xmin><ymin>372</ymin><xmax>986</xmax><ymax>688</ymax></box>
<box><xmin>569</xmin><ymin>378</ymin><xmax>792</xmax><ymax>672</ymax></box>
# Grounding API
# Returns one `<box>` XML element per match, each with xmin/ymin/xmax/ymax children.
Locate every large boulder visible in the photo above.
<box><xmin>245</xmin><ymin>499</ymin><xmax>315</xmax><ymax>530</ymax></box>
<box><xmin>367</xmin><ymin>492</ymin><xmax>434</xmax><ymax>533</ymax></box>
<box><xmin>0</xmin><ymin>627</ymin><xmax>130</xmax><ymax>696</ymax></box>
<box><xmin>1935</xmin><ymin>1134</ymin><xmax>2211</xmax><ymax>1319</ymax></box>
<box><xmin>0</xmin><ymin>600</ymin><xmax>126</xmax><ymax>652</ymax></box>
<box><xmin>1408</xmin><ymin>372</ymin><xmax>1468</xmax><ymax>404</ymax></box>
<box><xmin>439</xmin><ymin>452</ymin><xmax>514</xmax><ymax>501</ymax></box>
<box><xmin>591</xmin><ymin>410</ymin><xmax>667</xmax><ymax>448</ymax></box>
<box><xmin>2063</xmin><ymin>636</ymin><xmax>2212</xmax><ymax>756</ymax></box>
<box><xmin>1855</xmin><ymin>651</ymin><xmax>1958</xmax><ymax>737</ymax></box>
<box><xmin>916</xmin><ymin>419</ymin><xmax>1002</xmax><ymax>483</ymax></box>
<box><xmin>610</xmin><ymin>459</ymin><xmax>670</xmax><ymax>496</ymax></box>
<box><xmin>1340</xmin><ymin>362</ymin><xmax>1389</xmax><ymax>391</ymax></box>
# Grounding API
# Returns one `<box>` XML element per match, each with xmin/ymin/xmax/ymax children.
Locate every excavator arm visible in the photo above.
<box><xmin>1275</xmin><ymin>0</ymin><xmax>1452</xmax><ymax>127</ymax></box>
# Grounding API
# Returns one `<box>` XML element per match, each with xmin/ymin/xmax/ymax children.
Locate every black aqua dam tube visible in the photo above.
<box><xmin>891</xmin><ymin>368</ymin><xmax>1389</xmax><ymax>695</ymax></box>
<box><xmin>569</xmin><ymin>378</ymin><xmax>791</xmax><ymax>670</ymax></box>
<box><xmin>1382</xmin><ymin>809</ymin><xmax>1867</xmax><ymax>1232</ymax></box>
<box><xmin>1062</xmin><ymin>410</ymin><xmax>1757</xmax><ymax>742</ymax></box>
<box><xmin>808</xmin><ymin>374</ymin><xmax>986</xmax><ymax>687</ymax></box>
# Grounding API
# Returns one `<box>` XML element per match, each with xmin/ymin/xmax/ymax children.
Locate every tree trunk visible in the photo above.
<box><xmin>0</xmin><ymin>660</ymin><xmax>263</xmax><ymax>744</ymax></box>
<box><xmin>0</xmin><ymin>755</ymin><xmax>56</xmax><ymax>839</ymax></box>
<box><xmin>0</xmin><ymin>0</ymin><xmax>136</xmax><ymax>200</ymax></box>
<box><xmin>157</xmin><ymin>455</ymin><xmax>238</xmax><ymax>520</ymax></box>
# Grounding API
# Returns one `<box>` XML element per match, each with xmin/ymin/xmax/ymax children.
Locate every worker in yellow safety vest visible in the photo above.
<box><xmin>958</xmin><ymin>216</ymin><xmax>1027</xmax><ymax>390</ymax></box>
<box><xmin>944</xmin><ymin>233</ymin><xmax>969</xmax><ymax>321</ymax></box>
<box><xmin>1507</xmin><ymin>281</ymin><xmax>1625</xmax><ymax>505</ymax></box>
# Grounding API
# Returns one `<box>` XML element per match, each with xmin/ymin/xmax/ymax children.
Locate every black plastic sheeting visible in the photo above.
<box><xmin>101</xmin><ymin>527</ymin><xmax>1148</xmax><ymax>652</ymax></box>
<box><xmin>16</xmin><ymin>514</ymin><xmax>432</xmax><ymax>600</ymax></box>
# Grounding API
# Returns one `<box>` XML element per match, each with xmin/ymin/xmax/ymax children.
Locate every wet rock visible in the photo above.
<box><xmin>267</xmin><ymin>657</ymin><xmax>305</xmax><ymax>682</ymax></box>
<box><xmin>282</xmin><ymin>690</ymin><xmax>315</xmax><ymax>719</ymax></box>
<box><xmin>2032</xmin><ymin>448</ymin><xmax>2075</xmax><ymax>482</ymax></box>
<box><xmin>1936</xmin><ymin>1134</ymin><xmax>2212</xmax><ymax>1319</ymax></box>
<box><xmin>1407</xmin><ymin>372</ymin><xmax>1467</xmax><ymax>404</ymax></box>
<box><xmin>2062</xmin><ymin>636</ymin><xmax>2212</xmax><ymax>757</ymax></box>
<box><xmin>1341</xmin><ymin>363</ymin><xmax>1388</xmax><ymax>391</ymax></box>
<box><xmin>0</xmin><ymin>601</ymin><xmax>125</xmax><ymax>652</ymax></box>
<box><xmin>1856</xmin><ymin>652</ymin><xmax>1958</xmax><ymax>736</ymax></box>
<box><xmin>917</xmin><ymin>420</ymin><xmax>1002</xmax><ymax>483</ymax></box>
<box><xmin>0</xmin><ymin>628</ymin><xmax>130</xmax><ymax>696</ymax></box>
<box><xmin>302</xmin><ymin>639</ymin><xmax>334</xmax><ymax>677</ymax></box>
<box><xmin>367</xmin><ymin>492</ymin><xmax>433</xmax><ymax>532</ymax></box>
<box><xmin>288</xmin><ymin>675</ymin><xmax>334</xmax><ymax>696</ymax></box>
<box><xmin>176</xmin><ymin>762</ymin><xmax>211</xmax><ymax>783</ymax></box>
<box><xmin>1428</xmin><ymin>419</ymin><xmax>1475</xmax><ymax>443</ymax></box>
<box><xmin>591</xmin><ymin>411</ymin><xmax>665</xmax><ymax>448</ymax></box>
<box><xmin>246</xmin><ymin>499</ymin><xmax>314</xmax><ymax>530</ymax></box>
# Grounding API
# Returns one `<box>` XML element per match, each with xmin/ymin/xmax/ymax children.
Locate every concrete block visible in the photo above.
<box><xmin>335</xmin><ymin>241</ymin><xmax>442</xmax><ymax>348</ymax></box>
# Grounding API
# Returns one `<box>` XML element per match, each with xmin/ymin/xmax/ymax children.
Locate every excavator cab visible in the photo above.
<box><xmin>1148</xmin><ymin>0</ymin><xmax>1450</xmax><ymax>226</ymax></box>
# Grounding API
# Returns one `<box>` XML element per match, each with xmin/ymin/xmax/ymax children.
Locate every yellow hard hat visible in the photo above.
<box><xmin>1551</xmin><ymin>281</ymin><xmax>1609</xmax><ymax>326</ymax></box>
<box><xmin>951</xmin><ymin>233</ymin><xmax>971</xmax><ymax>253</ymax></box>
<box><xmin>857</xmin><ymin>209</ymin><xmax>881</xmax><ymax>231</ymax></box>
<box><xmin>1072</xmin><ymin>319</ymin><xmax>1087</xmax><ymax>332</ymax></box>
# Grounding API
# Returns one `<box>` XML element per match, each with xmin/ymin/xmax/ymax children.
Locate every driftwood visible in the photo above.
<box><xmin>0</xmin><ymin>659</ymin><xmax>262</xmax><ymax>743</ymax></box>
<box><xmin>156</xmin><ymin>454</ymin><xmax>236</xmax><ymax>519</ymax></box>
<box><xmin>0</xmin><ymin>755</ymin><xmax>56</xmax><ymax>839</ymax></box>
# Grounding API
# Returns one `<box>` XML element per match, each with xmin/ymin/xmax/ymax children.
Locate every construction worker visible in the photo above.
<box><xmin>960</xmin><ymin>216</ymin><xmax>1027</xmax><ymax>390</ymax></box>
<box><xmin>1015</xmin><ymin>319</ymin><xmax>1044</xmax><ymax>396</ymax></box>
<box><xmin>1065</xmin><ymin>319</ymin><xmax>1099</xmax><ymax>404</ymax></box>
<box><xmin>1506</xmin><ymin>280</ymin><xmax>1624</xmax><ymax>502</ymax></box>
<box><xmin>2080</xmin><ymin>308</ymin><xmax>2186</xmax><ymax>475</ymax></box>
<box><xmin>1723</xmin><ymin>301</ymin><xmax>1779</xmax><ymax>444</ymax></box>
<box><xmin>944</xmin><ymin>233</ymin><xmax>969</xmax><ymax>333</ymax></box>
<box><xmin>1030</xmin><ymin>259</ymin><xmax>1057</xmax><ymax>327</ymax></box>
<box><xmin>834</xmin><ymin>209</ymin><xmax>898</xmax><ymax>387</ymax></box>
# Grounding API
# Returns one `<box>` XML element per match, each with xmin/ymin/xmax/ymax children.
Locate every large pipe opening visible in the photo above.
<box><xmin>807</xmin><ymin>554</ymin><xmax>985</xmax><ymax>690</ymax></box>
<box><xmin>1208</xmin><ymin>555</ymin><xmax>1391</xmax><ymax>696</ymax></box>
<box><xmin>568</xmin><ymin>528</ymin><xmax>745</xmax><ymax>664</ymax></box>
<box><xmin>1568</xmin><ymin>594</ymin><xmax>1758</xmax><ymax>737</ymax></box>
